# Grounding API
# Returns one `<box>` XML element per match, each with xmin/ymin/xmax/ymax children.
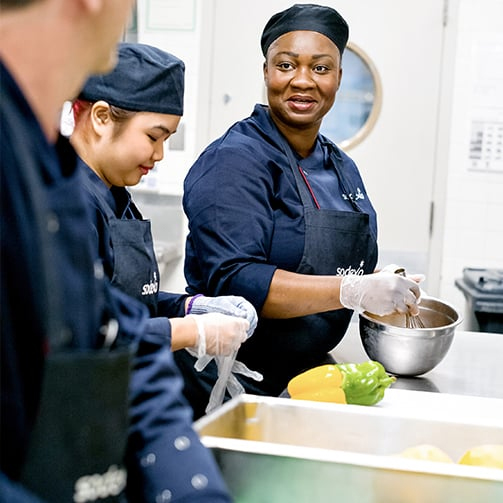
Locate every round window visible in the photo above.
<box><xmin>320</xmin><ymin>42</ymin><xmax>382</xmax><ymax>150</ymax></box>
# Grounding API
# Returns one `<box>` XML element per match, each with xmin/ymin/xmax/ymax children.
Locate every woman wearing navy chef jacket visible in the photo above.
<box><xmin>180</xmin><ymin>4</ymin><xmax>423</xmax><ymax>418</ymax></box>
<box><xmin>72</xmin><ymin>43</ymin><xmax>257</xmax><ymax>354</ymax></box>
<box><xmin>71</xmin><ymin>43</ymin><xmax>258</xmax><ymax>502</ymax></box>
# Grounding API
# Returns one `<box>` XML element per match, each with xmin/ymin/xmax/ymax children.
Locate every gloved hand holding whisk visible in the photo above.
<box><xmin>340</xmin><ymin>264</ymin><xmax>425</xmax><ymax>317</ymax></box>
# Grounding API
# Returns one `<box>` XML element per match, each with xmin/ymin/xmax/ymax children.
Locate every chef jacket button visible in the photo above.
<box><xmin>191</xmin><ymin>474</ymin><xmax>208</xmax><ymax>490</ymax></box>
<box><xmin>46</xmin><ymin>212</ymin><xmax>59</xmax><ymax>233</ymax></box>
<box><xmin>173</xmin><ymin>435</ymin><xmax>190</xmax><ymax>451</ymax></box>
<box><xmin>94</xmin><ymin>260</ymin><xmax>105</xmax><ymax>280</ymax></box>
<box><xmin>155</xmin><ymin>489</ymin><xmax>172</xmax><ymax>502</ymax></box>
<box><xmin>140</xmin><ymin>452</ymin><xmax>156</xmax><ymax>467</ymax></box>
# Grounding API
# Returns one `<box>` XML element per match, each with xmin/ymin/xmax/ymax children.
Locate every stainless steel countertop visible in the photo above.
<box><xmin>330</xmin><ymin>321</ymin><xmax>503</xmax><ymax>400</ymax></box>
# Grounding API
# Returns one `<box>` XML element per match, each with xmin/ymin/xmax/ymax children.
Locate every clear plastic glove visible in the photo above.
<box><xmin>186</xmin><ymin>312</ymin><xmax>248</xmax><ymax>362</ymax></box>
<box><xmin>205</xmin><ymin>351</ymin><xmax>263</xmax><ymax>414</ymax></box>
<box><xmin>187</xmin><ymin>295</ymin><xmax>258</xmax><ymax>338</ymax></box>
<box><xmin>186</xmin><ymin>300</ymin><xmax>262</xmax><ymax>412</ymax></box>
<box><xmin>340</xmin><ymin>271</ymin><xmax>422</xmax><ymax>317</ymax></box>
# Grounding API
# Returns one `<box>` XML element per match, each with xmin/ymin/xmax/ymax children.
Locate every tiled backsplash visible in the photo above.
<box><xmin>438</xmin><ymin>0</ymin><xmax>503</xmax><ymax>331</ymax></box>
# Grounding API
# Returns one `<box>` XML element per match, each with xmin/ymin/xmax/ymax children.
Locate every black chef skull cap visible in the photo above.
<box><xmin>260</xmin><ymin>3</ymin><xmax>349</xmax><ymax>57</ymax></box>
<box><xmin>79</xmin><ymin>42</ymin><xmax>185</xmax><ymax>115</ymax></box>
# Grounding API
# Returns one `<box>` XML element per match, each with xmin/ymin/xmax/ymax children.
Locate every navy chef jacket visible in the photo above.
<box><xmin>183</xmin><ymin>103</ymin><xmax>377</xmax><ymax>308</ymax></box>
<box><xmin>0</xmin><ymin>60</ymin><xmax>232</xmax><ymax>503</ymax></box>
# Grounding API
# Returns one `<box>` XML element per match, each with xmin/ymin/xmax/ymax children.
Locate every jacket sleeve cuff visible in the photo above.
<box><xmin>227</xmin><ymin>262</ymin><xmax>277</xmax><ymax>311</ymax></box>
<box><xmin>145</xmin><ymin>317</ymin><xmax>172</xmax><ymax>346</ymax></box>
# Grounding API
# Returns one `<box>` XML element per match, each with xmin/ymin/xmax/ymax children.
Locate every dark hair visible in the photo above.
<box><xmin>1</xmin><ymin>0</ymin><xmax>43</xmax><ymax>8</ymax></box>
<box><xmin>108</xmin><ymin>105</ymin><xmax>136</xmax><ymax>123</ymax></box>
<box><xmin>108</xmin><ymin>105</ymin><xmax>136</xmax><ymax>138</ymax></box>
<box><xmin>72</xmin><ymin>100</ymin><xmax>136</xmax><ymax>139</ymax></box>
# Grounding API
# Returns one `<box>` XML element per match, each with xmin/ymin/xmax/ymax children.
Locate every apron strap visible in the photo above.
<box><xmin>82</xmin><ymin>174</ymin><xmax>117</xmax><ymax>221</ymax></box>
<box><xmin>320</xmin><ymin>137</ymin><xmax>362</xmax><ymax>213</ymax></box>
<box><xmin>277</xmin><ymin>132</ymin><xmax>364</xmax><ymax>213</ymax></box>
<box><xmin>275</xmin><ymin>132</ymin><xmax>321</xmax><ymax>209</ymax></box>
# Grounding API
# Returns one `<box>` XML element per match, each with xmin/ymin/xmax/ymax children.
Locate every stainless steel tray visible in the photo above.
<box><xmin>195</xmin><ymin>393</ymin><xmax>503</xmax><ymax>503</ymax></box>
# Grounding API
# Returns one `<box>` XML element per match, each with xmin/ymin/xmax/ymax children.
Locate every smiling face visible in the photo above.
<box><xmin>264</xmin><ymin>30</ymin><xmax>342</xmax><ymax>136</ymax></box>
<box><xmin>89</xmin><ymin>105</ymin><xmax>181</xmax><ymax>188</ymax></box>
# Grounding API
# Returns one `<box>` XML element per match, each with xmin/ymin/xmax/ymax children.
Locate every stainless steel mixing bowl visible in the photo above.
<box><xmin>359</xmin><ymin>296</ymin><xmax>462</xmax><ymax>376</ymax></box>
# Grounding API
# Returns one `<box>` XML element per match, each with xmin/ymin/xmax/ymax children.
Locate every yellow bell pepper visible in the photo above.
<box><xmin>287</xmin><ymin>361</ymin><xmax>395</xmax><ymax>406</ymax></box>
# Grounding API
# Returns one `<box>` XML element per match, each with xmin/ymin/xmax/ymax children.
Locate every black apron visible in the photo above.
<box><xmin>20</xmin><ymin>348</ymin><xmax>132</xmax><ymax>503</ymax></box>
<box><xmin>175</xmin><ymin>136</ymin><xmax>377</xmax><ymax>419</ymax></box>
<box><xmin>97</xmin><ymin>187</ymin><xmax>160</xmax><ymax>316</ymax></box>
<box><xmin>20</xmin><ymin>164</ymin><xmax>132</xmax><ymax>503</ymax></box>
<box><xmin>239</xmin><ymin>136</ymin><xmax>378</xmax><ymax>395</ymax></box>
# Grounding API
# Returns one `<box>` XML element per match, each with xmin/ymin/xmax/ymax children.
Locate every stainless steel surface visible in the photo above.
<box><xmin>359</xmin><ymin>297</ymin><xmax>462</xmax><ymax>376</ymax></box>
<box><xmin>332</xmin><ymin>321</ymin><xmax>503</xmax><ymax>399</ymax></box>
<box><xmin>195</xmin><ymin>395</ymin><xmax>503</xmax><ymax>503</ymax></box>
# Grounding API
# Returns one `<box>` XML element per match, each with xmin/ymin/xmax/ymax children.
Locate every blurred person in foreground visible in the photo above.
<box><xmin>0</xmin><ymin>1</ymin><xmax>233</xmax><ymax>501</ymax></box>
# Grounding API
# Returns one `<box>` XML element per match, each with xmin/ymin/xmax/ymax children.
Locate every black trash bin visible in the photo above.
<box><xmin>455</xmin><ymin>268</ymin><xmax>503</xmax><ymax>334</ymax></box>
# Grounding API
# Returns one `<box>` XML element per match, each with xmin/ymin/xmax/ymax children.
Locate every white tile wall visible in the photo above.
<box><xmin>132</xmin><ymin>0</ymin><xmax>503</xmax><ymax>319</ymax></box>
<box><xmin>439</xmin><ymin>0</ymin><xmax>503</xmax><ymax>330</ymax></box>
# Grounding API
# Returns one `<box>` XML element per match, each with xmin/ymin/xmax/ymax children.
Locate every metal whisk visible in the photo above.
<box><xmin>395</xmin><ymin>267</ymin><xmax>426</xmax><ymax>329</ymax></box>
<box><xmin>405</xmin><ymin>311</ymin><xmax>426</xmax><ymax>329</ymax></box>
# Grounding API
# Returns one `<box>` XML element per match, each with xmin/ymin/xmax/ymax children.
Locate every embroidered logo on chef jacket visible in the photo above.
<box><xmin>73</xmin><ymin>464</ymin><xmax>126</xmax><ymax>502</ymax></box>
<box><xmin>342</xmin><ymin>187</ymin><xmax>365</xmax><ymax>202</ymax></box>
<box><xmin>337</xmin><ymin>260</ymin><xmax>366</xmax><ymax>277</ymax></box>
<box><xmin>142</xmin><ymin>272</ymin><xmax>159</xmax><ymax>296</ymax></box>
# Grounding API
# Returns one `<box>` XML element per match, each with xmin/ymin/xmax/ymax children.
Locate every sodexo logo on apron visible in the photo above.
<box><xmin>142</xmin><ymin>272</ymin><xmax>159</xmax><ymax>296</ymax></box>
<box><xmin>336</xmin><ymin>260</ymin><xmax>366</xmax><ymax>277</ymax></box>
<box><xmin>342</xmin><ymin>187</ymin><xmax>365</xmax><ymax>202</ymax></box>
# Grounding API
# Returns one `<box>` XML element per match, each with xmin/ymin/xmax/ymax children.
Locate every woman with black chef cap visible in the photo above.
<box><xmin>72</xmin><ymin>42</ymin><xmax>258</xmax><ymax>359</ymax></box>
<box><xmin>179</xmin><ymin>3</ymin><xmax>424</xmax><ymax>418</ymax></box>
<box><xmin>70</xmin><ymin>42</ymin><xmax>260</xmax><ymax>501</ymax></box>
